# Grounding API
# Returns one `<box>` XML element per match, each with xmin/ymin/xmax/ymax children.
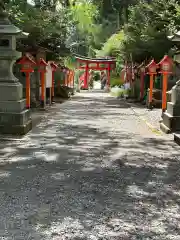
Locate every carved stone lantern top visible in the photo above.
<box><xmin>0</xmin><ymin>1</ymin><xmax>22</xmax><ymax>82</ymax></box>
<box><xmin>0</xmin><ymin>0</ymin><xmax>21</xmax><ymax>34</ymax></box>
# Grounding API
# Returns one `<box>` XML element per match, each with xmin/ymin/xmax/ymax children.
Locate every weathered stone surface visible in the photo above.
<box><xmin>0</xmin><ymin>119</ymin><xmax>32</xmax><ymax>135</ymax></box>
<box><xmin>0</xmin><ymin>99</ymin><xmax>26</xmax><ymax>112</ymax></box>
<box><xmin>161</xmin><ymin>111</ymin><xmax>180</xmax><ymax>132</ymax></box>
<box><xmin>160</xmin><ymin>122</ymin><xmax>171</xmax><ymax>133</ymax></box>
<box><xmin>146</xmin><ymin>88</ymin><xmax>162</xmax><ymax>108</ymax></box>
<box><xmin>166</xmin><ymin>102</ymin><xmax>180</xmax><ymax>116</ymax></box>
<box><xmin>166</xmin><ymin>90</ymin><xmax>172</xmax><ymax>102</ymax></box>
<box><xmin>174</xmin><ymin>132</ymin><xmax>180</xmax><ymax>145</ymax></box>
<box><xmin>0</xmin><ymin>82</ymin><xmax>23</xmax><ymax>101</ymax></box>
<box><xmin>0</xmin><ymin>109</ymin><xmax>31</xmax><ymax>125</ymax></box>
<box><xmin>0</xmin><ymin>7</ymin><xmax>32</xmax><ymax>135</ymax></box>
<box><xmin>160</xmin><ymin>79</ymin><xmax>180</xmax><ymax>133</ymax></box>
<box><xmin>171</xmin><ymin>83</ymin><xmax>180</xmax><ymax>104</ymax></box>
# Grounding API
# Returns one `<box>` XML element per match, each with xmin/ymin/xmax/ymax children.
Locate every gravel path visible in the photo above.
<box><xmin>0</xmin><ymin>91</ymin><xmax>180</xmax><ymax>240</ymax></box>
<box><xmin>127</xmin><ymin>102</ymin><xmax>163</xmax><ymax>132</ymax></box>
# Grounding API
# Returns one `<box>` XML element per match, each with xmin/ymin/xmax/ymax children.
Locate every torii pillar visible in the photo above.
<box><xmin>84</xmin><ymin>62</ymin><xmax>89</xmax><ymax>89</ymax></box>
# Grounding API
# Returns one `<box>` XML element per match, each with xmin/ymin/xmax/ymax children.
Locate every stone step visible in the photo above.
<box><xmin>166</xmin><ymin>102</ymin><xmax>180</xmax><ymax>116</ymax></box>
<box><xmin>160</xmin><ymin>122</ymin><xmax>171</xmax><ymax>134</ymax></box>
<box><xmin>162</xmin><ymin>111</ymin><xmax>180</xmax><ymax>131</ymax></box>
<box><xmin>174</xmin><ymin>133</ymin><xmax>180</xmax><ymax>145</ymax></box>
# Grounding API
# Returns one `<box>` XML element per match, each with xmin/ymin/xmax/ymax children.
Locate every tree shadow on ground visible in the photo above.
<box><xmin>0</xmin><ymin>93</ymin><xmax>179</xmax><ymax>239</ymax></box>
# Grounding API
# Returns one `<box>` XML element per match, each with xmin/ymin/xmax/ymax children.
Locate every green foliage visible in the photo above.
<box><xmin>93</xmin><ymin>71</ymin><xmax>100</xmax><ymax>81</ymax></box>
<box><xmin>64</xmin><ymin>56</ymin><xmax>76</xmax><ymax>69</ymax></box>
<box><xmin>115</xmin><ymin>55</ymin><xmax>124</xmax><ymax>75</ymax></box>
<box><xmin>94</xmin><ymin>0</ymin><xmax>180</xmax><ymax>66</ymax></box>
<box><xmin>5</xmin><ymin>0</ymin><xmax>180</xmax><ymax>66</ymax></box>
<box><xmin>67</xmin><ymin>0</ymin><xmax>100</xmax><ymax>56</ymax></box>
<box><xmin>6</xmin><ymin>0</ymin><xmax>69</xmax><ymax>59</ymax></box>
<box><xmin>96</xmin><ymin>30</ymin><xmax>125</xmax><ymax>57</ymax></box>
<box><xmin>121</xmin><ymin>0</ymin><xmax>177</xmax><ymax>62</ymax></box>
<box><xmin>70</xmin><ymin>1</ymin><xmax>98</xmax><ymax>35</ymax></box>
<box><xmin>74</xmin><ymin>69</ymin><xmax>84</xmax><ymax>85</ymax></box>
<box><xmin>54</xmin><ymin>71</ymin><xmax>64</xmax><ymax>85</ymax></box>
<box><xmin>110</xmin><ymin>76</ymin><xmax>124</xmax><ymax>87</ymax></box>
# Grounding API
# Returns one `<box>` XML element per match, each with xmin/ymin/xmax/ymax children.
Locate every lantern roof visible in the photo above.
<box><xmin>158</xmin><ymin>55</ymin><xmax>173</xmax><ymax>65</ymax></box>
<box><xmin>38</xmin><ymin>58</ymin><xmax>48</xmax><ymax>66</ymax></box>
<box><xmin>137</xmin><ymin>62</ymin><xmax>145</xmax><ymax>69</ymax></box>
<box><xmin>0</xmin><ymin>24</ymin><xmax>22</xmax><ymax>35</ymax></box>
<box><xmin>50</xmin><ymin>61</ymin><xmax>58</xmax><ymax>69</ymax></box>
<box><xmin>146</xmin><ymin>59</ymin><xmax>157</xmax><ymax>68</ymax></box>
<box><xmin>17</xmin><ymin>32</ymin><xmax>29</xmax><ymax>39</ymax></box>
<box><xmin>17</xmin><ymin>55</ymin><xmax>36</xmax><ymax>65</ymax></box>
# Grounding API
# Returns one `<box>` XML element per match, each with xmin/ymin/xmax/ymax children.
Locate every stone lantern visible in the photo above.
<box><xmin>146</xmin><ymin>60</ymin><xmax>157</xmax><ymax>109</ymax></box>
<box><xmin>0</xmin><ymin>2</ymin><xmax>32</xmax><ymax>134</ymax></box>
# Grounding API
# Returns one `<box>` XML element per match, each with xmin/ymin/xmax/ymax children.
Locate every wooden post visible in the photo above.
<box><xmin>51</xmin><ymin>71</ymin><xmax>55</xmax><ymax>102</ymax></box>
<box><xmin>84</xmin><ymin>63</ymin><xmax>89</xmax><ymax>89</ymax></box>
<box><xmin>37</xmin><ymin>58</ymin><xmax>48</xmax><ymax>109</ymax></box>
<box><xmin>162</xmin><ymin>73</ymin><xmax>168</xmax><ymax>111</ymax></box>
<box><xmin>125</xmin><ymin>61</ymin><xmax>128</xmax><ymax>83</ymax></box>
<box><xmin>71</xmin><ymin>71</ymin><xmax>73</xmax><ymax>88</ymax></box>
<box><xmin>26</xmin><ymin>72</ymin><xmax>31</xmax><ymax>109</ymax></box>
<box><xmin>63</xmin><ymin>72</ymin><xmax>65</xmax><ymax>86</ymax></box>
<box><xmin>149</xmin><ymin>74</ymin><xmax>154</xmax><ymax>108</ymax></box>
<box><xmin>66</xmin><ymin>72</ymin><xmax>69</xmax><ymax>87</ymax></box>
<box><xmin>72</xmin><ymin>71</ymin><xmax>75</xmax><ymax>90</ymax></box>
<box><xmin>65</xmin><ymin>72</ymin><xmax>67</xmax><ymax>86</ymax></box>
<box><xmin>69</xmin><ymin>71</ymin><xmax>72</xmax><ymax>88</ymax></box>
<box><xmin>107</xmin><ymin>63</ymin><xmax>111</xmax><ymax>91</ymax></box>
<box><xmin>41</xmin><ymin>71</ymin><xmax>45</xmax><ymax>107</ymax></box>
<box><xmin>58</xmin><ymin>80</ymin><xmax>61</xmax><ymax>93</ymax></box>
<box><xmin>49</xmin><ymin>87</ymin><xmax>52</xmax><ymax>105</ymax></box>
<box><xmin>67</xmin><ymin>71</ymin><xmax>70</xmax><ymax>87</ymax></box>
<box><xmin>17</xmin><ymin>56</ymin><xmax>36</xmax><ymax>109</ymax></box>
<box><xmin>50</xmin><ymin>62</ymin><xmax>58</xmax><ymax>103</ymax></box>
<box><xmin>140</xmin><ymin>71</ymin><xmax>145</xmax><ymax>100</ymax></box>
<box><xmin>146</xmin><ymin>59</ymin><xmax>157</xmax><ymax>109</ymax></box>
<box><xmin>158</xmin><ymin>55</ymin><xmax>173</xmax><ymax>112</ymax></box>
<box><xmin>68</xmin><ymin>70</ymin><xmax>71</xmax><ymax>87</ymax></box>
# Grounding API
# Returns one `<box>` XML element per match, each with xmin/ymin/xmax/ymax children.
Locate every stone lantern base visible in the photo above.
<box><xmin>0</xmin><ymin>82</ymin><xmax>32</xmax><ymax>135</ymax></box>
<box><xmin>160</xmin><ymin>80</ymin><xmax>180</xmax><ymax>134</ymax></box>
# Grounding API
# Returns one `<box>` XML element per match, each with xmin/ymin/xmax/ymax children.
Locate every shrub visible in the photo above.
<box><xmin>110</xmin><ymin>77</ymin><xmax>124</xmax><ymax>87</ymax></box>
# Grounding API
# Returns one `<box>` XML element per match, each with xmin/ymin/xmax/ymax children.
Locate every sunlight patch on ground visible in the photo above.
<box><xmin>0</xmin><ymin>171</ymin><xmax>11</xmax><ymax>178</ymax></box>
<box><xmin>10</xmin><ymin>156</ymin><xmax>31</xmax><ymax>162</ymax></box>
<box><xmin>51</xmin><ymin>172</ymin><xmax>66</xmax><ymax>180</ymax></box>
<box><xmin>1</xmin><ymin>147</ymin><xmax>17</xmax><ymax>153</ymax></box>
<box><xmin>127</xmin><ymin>185</ymin><xmax>154</xmax><ymax>198</ymax></box>
<box><xmin>43</xmin><ymin>142</ymin><xmax>61</xmax><ymax>148</ymax></box>
<box><xmin>33</xmin><ymin>152</ymin><xmax>59</xmax><ymax>162</ymax></box>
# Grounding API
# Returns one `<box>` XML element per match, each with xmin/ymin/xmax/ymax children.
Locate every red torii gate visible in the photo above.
<box><xmin>74</xmin><ymin>55</ymin><xmax>116</xmax><ymax>89</ymax></box>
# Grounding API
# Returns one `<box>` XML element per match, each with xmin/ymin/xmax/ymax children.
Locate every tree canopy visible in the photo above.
<box><xmin>4</xmin><ymin>0</ymin><xmax>180</xmax><ymax>63</ymax></box>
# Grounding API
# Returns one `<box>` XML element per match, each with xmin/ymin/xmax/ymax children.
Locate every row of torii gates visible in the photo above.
<box><xmin>74</xmin><ymin>54</ymin><xmax>116</xmax><ymax>89</ymax></box>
